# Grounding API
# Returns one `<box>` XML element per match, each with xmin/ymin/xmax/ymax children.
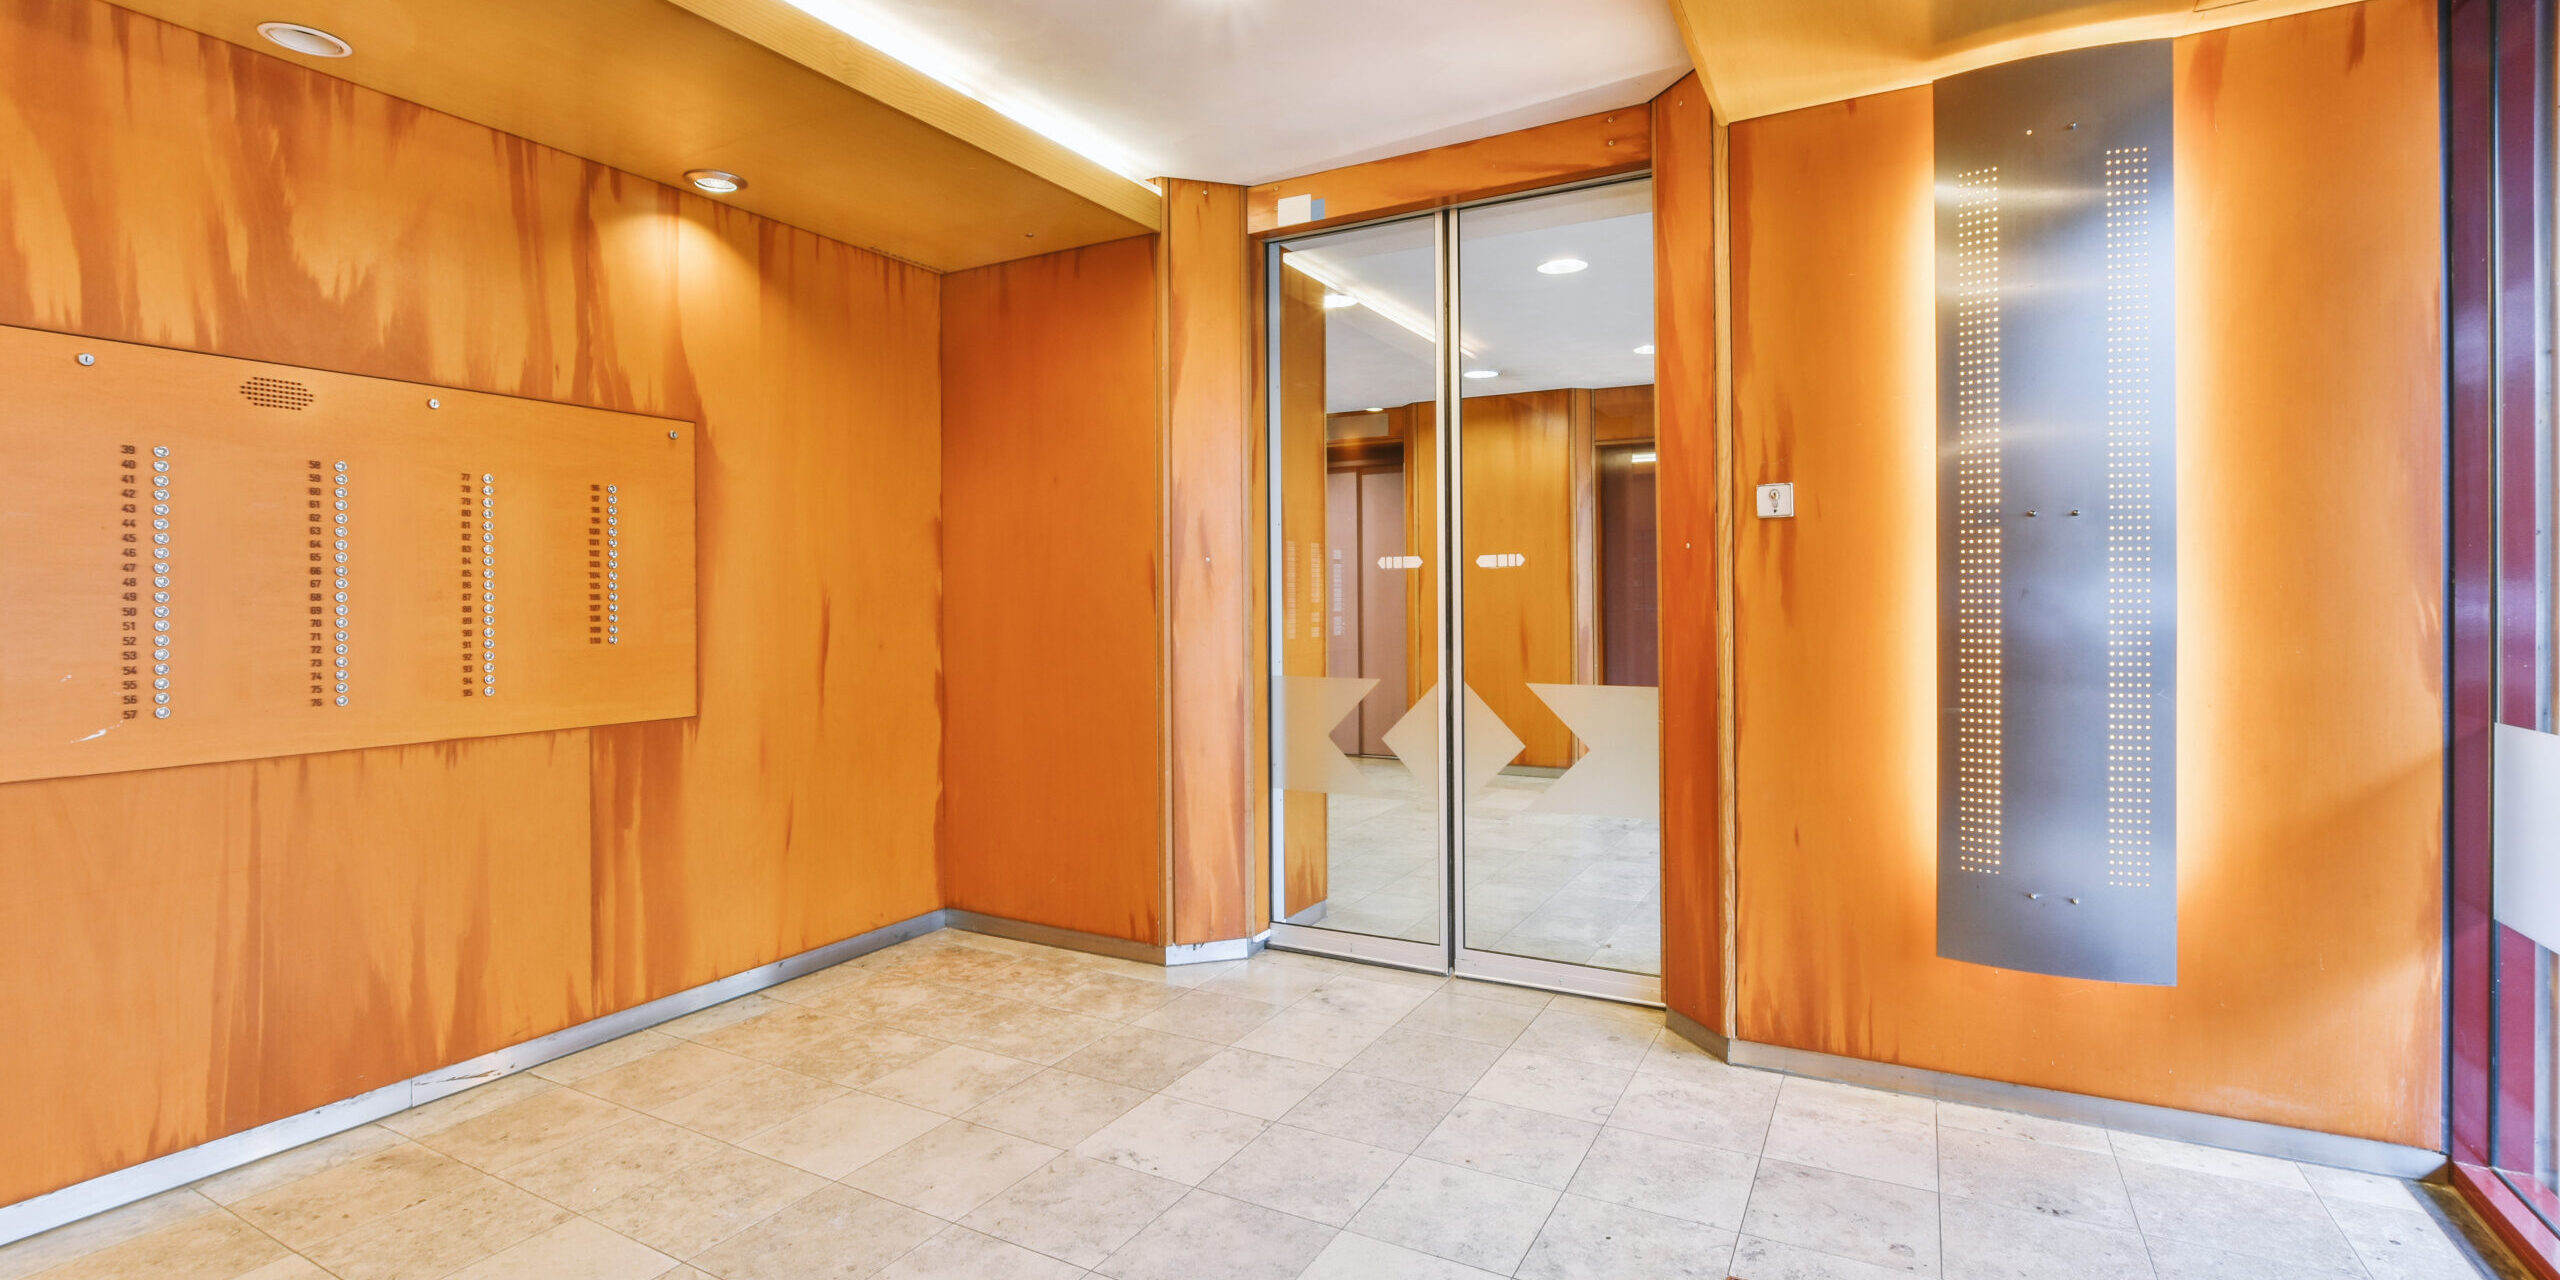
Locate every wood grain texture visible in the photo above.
<box><xmin>941</xmin><ymin>235</ymin><xmax>1165</xmax><ymax>944</ymax></box>
<box><xmin>1276</xmin><ymin>263</ymin><xmax>1332</xmax><ymax>918</ymax></box>
<box><xmin>1247</xmin><ymin>109</ymin><xmax>1653</xmax><ymax>236</ymax></box>
<box><xmin>587</xmin><ymin>210</ymin><xmax>945</xmax><ymax>1011</ymax></box>
<box><xmin>0</xmin><ymin>0</ymin><xmax>944</xmax><ymax>1205</ymax></box>
<box><xmin>106</xmin><ymin>0</ymin><xmax>1154</xmax><ymax>271</ymax></box>
<box><xmin>0</xmin><ymin>736</ymin><xmax>596</xmax><ymax>1207</ymax></box>
<box><xmin>1591</xmin><ymin>384</ymin><xmax>1657</xmax><ymax>443</ymax></box>
<box><xmin>664</xmin><ymin>0</ymin><xmax>1162</xmax><ymax>231</ymax></box>
<box><xmin>1160</xmin><ymin>179</ymin><xmax>1256</xmax><ymax>945</ymax></box>
<box><xmin>0</xmin><ymin>326</ymin><xmax>697</xmax><ymax>783</ymax></box>
<box><xmin>1569</xmin><ymin>390</ymin><xmax>1601</xmax><ymax>688</ymax></box>
<box><xmin>1726</xmin><ymin>0</ymin><xmax>2443</xmax><ymax>1144</ymax></box>
<box><xmin>1651</xmin><ymin>73</ymin><xmax>1724</xmax><ymax>1033</ymax></box>
<box><xmin>1460</xmin><ymin>390</ymin><xmax>1577</xmax><ymax>770</ymax></box>
<box><xmin>1405</xmin><ymin>403</ymin><xmax>1442</xmax><ymax>709</ymax></box>
<box><xmin>1667</xmin><ymin>0</ymin><xmax>2360</xmax><ymax>121</ymax></box>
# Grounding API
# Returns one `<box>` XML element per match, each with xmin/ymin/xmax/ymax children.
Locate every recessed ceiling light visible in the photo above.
<box><xmin>1634</xmin><ymin>344</ymin><xmax>1656</xmax><ymax>356</ymax></box>
<box><xmin>1463</xmin><ymin>369</ymin><xmax>1500</xmax><ymax>380</ymax></box>
<box><xmin>1363</xmin><ymin>406</ymin><xmax>1385</xmax><ymax>413</ymax></box>
<box><xmin>1536</xmin><ymin>258</ymin><xmax>1588</xmax><ymax>275</ymax></box>
<box><xmin>1322</xmin><ymin>293</ymin><xmax>1359</xmax><ymax>310</ymax></box>
<box><xmin>257</xmin><ymin>22</ymin><xmax>351</xmax><ymax>57</ymax></box>
<box><xmin>685</xmin><ymin>169</ymin><xmax>747</xmax><ymax>195</ymax></box>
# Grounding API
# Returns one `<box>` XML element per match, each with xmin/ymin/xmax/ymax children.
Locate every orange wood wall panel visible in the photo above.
<box><xmin>1247</xmin><ymin>108</ymin><xmax>1653</xmax><ymax>235</ymax></box>
<box><xmin>0</xmin><ymin>327</ymin><xmax>697</xmax><ymax>784</ymax></box>
<box><xmin>1652</xmin><ymin>72</ymin><xmax>1724</xmax><ymax>1033</ymax></box>
<box><xmin>1727</xmin><ymin>0</ymin><xmax>2443</xmax><ymax>1144</ymax></box>
<box><xmin>587</xmin><ymin>216</ymin><xmax>945</xmax><ymax>1008</ymax></box>
<box><xmin>0</xmin><ymin>0</ymin><xmax>944</xmax><ymax>1204</ymax></box>
<box><xmin>941</xmin><ymin>235</ymin><xmax>1165</xmax><ymax>944</ymax></box>
<box><xmin>1459</xmin><ymin>390</ymin><xmax>1578</xmax><ymax>770</ymax></box>
<box><xmin>1277</xmin><ymin>263</ymin><xmax>1332</xmax><ymax>917</ymax></box>
<box><xmin>1161</xmin><ymin>179</ymin><xmax>1256</xmax><ymax>945</ymax></box>
<box><xmin>0</xmin><ymin>736</ymin><xmax>596</xmax><ymax>1206</ymax></box>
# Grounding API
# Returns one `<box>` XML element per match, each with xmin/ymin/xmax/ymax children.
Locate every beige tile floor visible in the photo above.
<box><xmin>0</xmin><ymin>928</ymin><xmax>2513</xmax><ymax>1280</ymax></box>
<box><xmin>1319</xmin><ymin>759</ymin><xmax>1663</xmax><ymax>974</ymax></box>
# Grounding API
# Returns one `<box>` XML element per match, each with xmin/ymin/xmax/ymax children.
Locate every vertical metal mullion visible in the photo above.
<box><xmin>1439</xmin><ymin>208</ymin><xmax>1465</xmax><ymax>974</ymax></box>
<box><xmin>1264</xmin><ymin>242</ymin><xmax>1289</xmax><ymax>924</ymax></box>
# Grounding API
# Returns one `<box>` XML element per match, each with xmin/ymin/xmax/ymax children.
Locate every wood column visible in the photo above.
<box><xmin>1653</xmin><ymin>72</ymin><xmax>1727</xmax><ymax>1034</ymax></box>
<box><xmin>1159</xmin><ymin>179</ymin><xmax>1259</xmax><ymax>944</ymax></box>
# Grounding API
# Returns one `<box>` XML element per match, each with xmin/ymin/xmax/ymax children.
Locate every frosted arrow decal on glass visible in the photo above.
<box><xmin>1383</xmin><ymin>683</ymin><xmax>1524</xmax><ymax>801</ymax></box>
<box><xmin>1524</xmin><ymin>684</ymin><xmax>1660</xmax><ymax>820</ymax></box>
<box><xmin>1280</xmin><ymin>675</ymin><xmax>1377</xmax><ymax>795</ymax></box>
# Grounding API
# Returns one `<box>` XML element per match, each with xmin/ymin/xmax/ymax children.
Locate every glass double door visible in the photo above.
<box><xmin>1266</xmin><ymin>178</ymin><xmax>1662</xmax><ymax>1004</ymax></box>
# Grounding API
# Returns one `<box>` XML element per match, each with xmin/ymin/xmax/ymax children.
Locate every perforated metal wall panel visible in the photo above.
<box><xmin>1934</xmin><ymin>41</ymin><xmax>2178</xmax><ymax>985</ymax></box>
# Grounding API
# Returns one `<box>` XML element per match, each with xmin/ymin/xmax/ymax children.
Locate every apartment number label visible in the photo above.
<box><xmin>140</xmin><ymin>446</ymin><xmax>175</xmax><ymax>719</ymax></box>
<box><xmin>114</xmin><ymin>446</ymin><xmax>145</xmax><ymax>719</ymax></box>
<box><xmin>461</xmin><ymin>472</ymin><xmax>498</xmax><ymax>697</ymax></box>
<box><xmin>604</xmin><ymin>483</ymin><xmax>621</xmax><ymax>644</ymax></box>
<box><xmin>309</xmin><ymin>460</ymin><xmax>352</xmax><ymax>707</ymax></box>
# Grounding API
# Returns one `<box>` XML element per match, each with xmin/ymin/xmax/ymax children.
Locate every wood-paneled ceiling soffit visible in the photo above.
<box><xmin>1668</xmin><ymin>0</ymin><xmax>2365</xmax><ymax>121</ymax></box>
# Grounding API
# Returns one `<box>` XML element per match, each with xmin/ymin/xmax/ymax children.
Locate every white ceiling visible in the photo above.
<box><xmin>783</xmin><ymin>0</ymin><xmax>1690</xmax><ymax>185</ymax></box>
<box><xmin>1285</xmin><ymin>181</ymin><xmax>1655</xmax><ymax>415</ymax></box>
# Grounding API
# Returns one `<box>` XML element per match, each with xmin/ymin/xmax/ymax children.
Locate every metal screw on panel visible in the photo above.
<box><xmin>2067</xmin><ymin>509</ymin><xmax>2081</xmax><ymax>517</ymax></box>
<box><xmin>2023</xmin><ymin>509</ymin><xmax>2039</xmax><ymax>517</ymax></box>
<box><xmin>428</xmin><ymin>398</ymin><xmax>441</xmax><ymax>409</ymax></box>
<box><xmin>2028</xmin><ymin>892</ymin><xmax>2043</xmax><ymax>900</ymax></box>
<box><xmin>76</xmin><ymin>353</ymin><xmax>95</xmax><ymax>366</ymax></box>
<box><xmin>2068</xmin><ymin>897</ymin><xmax>2082</xmax><ymax>904</ymax></box>
<box><xmin>668</xmin><ymin>430</ymin><xmax>681</xmax><ymax>440</ymax></box>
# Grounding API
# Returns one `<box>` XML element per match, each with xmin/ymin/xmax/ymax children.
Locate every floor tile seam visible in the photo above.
<box><xmin>846</xmin><ymin>1199</ymin><xmax>967</xmax><ymax>1280</ymax></box>
<box><xmin>276</xmin><ymin>1158</ymin><xmax>605</xmax><ymax>1280</ymax></box>
<box><xmin>2096</xmin><ymin>1141</ymin><xmax>2380</xmax><ymax>1277</ymax></box>
<box><xmin>565</xmin><ymin>1132</ymin><xmax>821</xmax><ymax>1263</ymax></box>
<box><xmin>431</xmin><ymin>1095</ymin><xmax>660</xmax><ymax>1180</ymax></box>
<box><xmin>2110</xmin><ymin>1188</ymin><xmax>2379</xmax><ymax>1280</ymax></box>
<box><xmin>1500</xmin><ymin>1163</ymin><xmax>1573</xmax><ymax>1278</ymax></box>
<box><xmin>2300</xmin><ymin>1174</ymin><xmax>2437</xmax><ymax>1278</ymax></box>
<box><xmin>210</xmin><ymin>1200</ymin><xmax>350</xmax><ymax>1280</ymax></box>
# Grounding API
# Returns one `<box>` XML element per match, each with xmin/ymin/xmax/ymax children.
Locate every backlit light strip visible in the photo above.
<box><xmin>779</xmin><ymin>0</ymin><xmax>1160</xmax><ymax>191</ymax></box>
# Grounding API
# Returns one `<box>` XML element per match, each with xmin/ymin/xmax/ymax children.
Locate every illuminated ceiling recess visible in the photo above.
<box><xmin>738</xmin><ymin>0</ymin><xmax>1690</xmax><ymax>184</ymax></box>
<box><xmin>763</xmin><ymin>0</ymin><xmax>1159</xmax><ymax>190</ymax></box>
<box><xmin>1667</xmin><ymin>0</ymin><xmax>2364</xmax><ymax>120</ymax></box>
<box><xmin>111</xmin><ymin>0</ymin><xmax>1158</xmax><ymax>271</ymax></box>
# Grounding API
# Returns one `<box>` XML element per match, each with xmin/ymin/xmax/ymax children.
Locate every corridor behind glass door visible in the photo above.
<box><xmin>1271</xmin><ymin>178</ymin><xmax>1663</xmax><ymax>1003</ymax></box>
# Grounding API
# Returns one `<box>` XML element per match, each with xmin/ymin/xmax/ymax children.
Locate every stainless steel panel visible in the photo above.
<box><xmin>1935</xmin><ymin>42</ymin><xmax>2178</xmax><ymax>985</ymax></box>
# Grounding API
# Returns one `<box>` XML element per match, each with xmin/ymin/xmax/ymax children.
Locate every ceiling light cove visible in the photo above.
<box><xmin>1463</xmin><ymin>369</ymin><xmax>1501</xmax><ymax>380</ymax></box>
<box><xmin>257</xmin><ymin>21</ymin><xmax>351</xmax><ymax>57</ymax></box>
<box><xmin>686</xmin><ymin>170</ymin><xmax>747</xmax><ymax>195</ymax></box>
<box><xmin>1536</xmin><ymin>258</ymin><xmax>1589</xmax><ymax>275</ymax></box>
<box><xmin>779</xmin><ymin>0</ymin><xmax>1158</xmax><ymax>190</ymax></box>
<box><xmin>1322</xmin><ymin>293</ymin><xmax>1360</xmax><ymax>310</ymax></box>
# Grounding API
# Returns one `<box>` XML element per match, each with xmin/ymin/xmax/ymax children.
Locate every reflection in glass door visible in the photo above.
<box><xmin>1268</xmin><ymin>215</ymin><xmax>1444</xmax><ymax>971</ymax></box>
<box><xmin>1453</xmin><ymin>182</ymin><xmax>1661</xmax><ymax>998</ymax></box>
<box><xmin>1266</xmin><ymin>179</ymin><xmax>1662</xmax><ymax>1003</ymax></box>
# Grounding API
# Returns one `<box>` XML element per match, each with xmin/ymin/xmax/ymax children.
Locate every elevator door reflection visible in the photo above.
<box><xmin>1325</xmin><ymin>463</ymin><xmax>1409</xmax><ymax>758</ymax></box>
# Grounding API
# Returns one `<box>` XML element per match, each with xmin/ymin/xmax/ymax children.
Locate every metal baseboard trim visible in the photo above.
<box><xmin>943</xmin><ymin>909</ymin><xmax>1262</xmax><ymax>967</ymax></box>
<box><xmin>0</xmin><ymin>907</ymin><xmax>949</xmax><ymax>1249</ymax></box>
<box><xmin>1692</xmin><ymin>1033</ymin><xmax>2443</xmax><ymax>1180</ymax></box>
<box><xmin>1665</xmin><ymin>1008</ymin><xmax>1731</xmax><ymax>1059</ymax></box>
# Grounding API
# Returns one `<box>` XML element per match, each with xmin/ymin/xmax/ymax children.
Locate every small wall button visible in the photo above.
<box><xmin>1756</xmin><ymin>482</ymin><xmax>1796</xmax><ymax>519</ymax></box>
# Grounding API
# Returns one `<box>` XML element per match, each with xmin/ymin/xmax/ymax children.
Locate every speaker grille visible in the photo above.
<box><xmin>239</xmin><ymin>376</ymin><xmax>314</xmax><ymax>410</ymax></box>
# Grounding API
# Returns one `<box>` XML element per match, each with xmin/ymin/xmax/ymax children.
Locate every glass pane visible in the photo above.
<box><xmin>1453</xmin><ymin>180</ymin><xmax>1662</xmax><ymax>975</ymax></box>
<box><xmin>1272</xmin><ymin>216</ymin><xmax>1443</xmax><ymax>946</ymax></box>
